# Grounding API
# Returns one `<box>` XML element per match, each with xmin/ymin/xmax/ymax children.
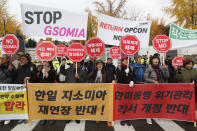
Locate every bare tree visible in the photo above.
<box><xmin>93</xmin><ymin>0</ymin><xmax>127</xmax><ymax>18</ymax></box>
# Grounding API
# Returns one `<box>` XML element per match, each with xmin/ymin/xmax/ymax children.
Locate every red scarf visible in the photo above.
<box><xmin>152</xmin><ymin>65</ymin><xmax>160</xmax><ymax>82</ymax></box>
<box><xmin>121</xmin><ymin>64</ymin><xmax>127</xmax><ymax>69</ymax></box>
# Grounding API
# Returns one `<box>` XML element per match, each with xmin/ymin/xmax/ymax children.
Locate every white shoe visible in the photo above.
<box><xmin>146</xmin><ymin>118</ymin><xmax>152</xmax><ymax>124</ymax></box>
<box><xmin>4</xmin><ymin>120</ymin><xmax>10</xmax><ymax>125</ymax></box>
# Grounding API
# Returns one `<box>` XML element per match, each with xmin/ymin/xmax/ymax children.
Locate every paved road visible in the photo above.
<box><xmin>0</xmin><ymin>116</ymin><xmax>197</xmax><ymax>131</ymax></box>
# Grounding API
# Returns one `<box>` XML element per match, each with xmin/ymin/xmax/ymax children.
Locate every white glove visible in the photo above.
<box><xmin>57</xmin><ymin>67</ymin><xmax>60</xmax><ymax>74</ymax></box>
<box><xmin>125</xmin><ymin>68</ymin><xmax>129</xmax><ymax>74</ymax></box>
<box><xmin>59</xmin><ymin>74</ymin><xmax>66</xmax><ymax>82</ymax></box>
<box><xmin>65</xmin><ymin>64</ymin><xmax>70</xmax><ymax>69</ymax></box>
<box><xmin>129</xmin><ymin>81</ymin><xmax>134</xmax><ymax>87</ymax></box>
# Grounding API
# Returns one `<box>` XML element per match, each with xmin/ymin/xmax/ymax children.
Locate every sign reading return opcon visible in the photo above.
<box><xmin>97</xmin><ymin>14</ymin><xmax>151</xmax><ymax>48</ymax></box>
<box><xmin>21</xmin><ymin>4</ymin><xmax>88</xmax><ymax>40</ymax></box>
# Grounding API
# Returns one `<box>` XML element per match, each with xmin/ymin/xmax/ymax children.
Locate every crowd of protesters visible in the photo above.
<box><xmin>0</xmin><ymin>51</ymin><xmax>197</xmax><ymax>127</ymax></box>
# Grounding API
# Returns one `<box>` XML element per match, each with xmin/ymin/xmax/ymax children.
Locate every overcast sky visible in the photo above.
<box><xmin>7</xmin><ymin>0</ymin><xmax>173</xmax><ymax>24</ymax></box>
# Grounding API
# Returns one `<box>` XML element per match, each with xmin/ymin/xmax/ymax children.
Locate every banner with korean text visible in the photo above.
<box><xmin>169</xmin><ymin>24</ymin><xmax>197</xmax><ymax>49</ymax></box>
<box><xmin>114</xmin><ymin>84</ymin><xmax>196</xmax><ymax>122</ymax></box>
<box><xmin>0</xmin><ymin>84</ymin><xmax>28</xmax><ymax>120</ymax></box>
<box><xmin>27</xmin><ymin>83</ymin><xmax>114</xmax><ymax>121</ymax></box>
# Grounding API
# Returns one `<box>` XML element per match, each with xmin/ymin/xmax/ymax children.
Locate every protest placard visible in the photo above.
<box><xmin>27</xmin><ymin>83</ymin><xmax>114</xmax><ymax>121</ymax></box>
<box><xmin>0</xmin><ymin>84</ymin><xmax>28</xmax><ymax>120</ymax></box>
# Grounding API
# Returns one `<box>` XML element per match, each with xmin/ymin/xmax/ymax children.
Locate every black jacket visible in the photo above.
<box><xmin>38</xmin><ymin>69</ymin><xmax>56</xmax><ymax>83</ymax></box>
<box><xmin>116</xmin><ymin>65</ymin><xmax>135</xmax><ymax>84</ymax></box>
<box><xmin>0</xmin><ymin>63</ymin><xmax>16</xmax><ymax>83</ymax></box>
<box><xmin>61</xmin><ymin>67</ymin><xmax>87</xmax><ymax>83</ymax></box>
<box><xmin>105</xmin><ymin>63</ymin><xmax>116</xmax><ymax>82</ymax></box>
<box><xmin>15</xmin><ymin>63</ymin><xmax>37</xmax><ymax>84</ymax></box>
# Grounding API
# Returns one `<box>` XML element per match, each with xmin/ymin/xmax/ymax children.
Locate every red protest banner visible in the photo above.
<box><xmin>56</xmin><ymin>45</ymin><xmax>67</xmax><ymax>58</ymax></box>
<box><xmin>153</xmin><ymin>35</ymin><xmax>172</xmax><ymax>53</ymax></box>
<box><xmin>172</xmin><ymin>57</ymin><xmax>184</xmax><ymax>67</ymax></box>
<box><xmin>67</xmin><ymin>43</ymin><xmax>86</xmax><ymax>62</ymax></box>
<box><xmin>36</xmin><ymin>41</ymin><xmax>56</xmax><ymax>61</ymax></box>
<box><xmin>120</xmin><ymin>35</ymin><xmax>140</xmax><ymax>56</ymax></box>
<box><xmin>2</xmin><ymin>34</ymin><xmax>19</xmax><ymax>55</ymax></box>
<box><xmin>109</xmin><ymin>47</ymin><xmax>121</xmax><ymax>59</ymax></box>
<box><xmin>113</xmin><ymin>84</ymin><xmax>196</xmax><ymax>122</ymax></box>
<box><xmin>85</xmin><ymin>37</ymin><xmax>105</xmax><ymax>58</ymax></box>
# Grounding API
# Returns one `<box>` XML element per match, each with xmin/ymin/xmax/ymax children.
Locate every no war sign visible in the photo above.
<box><xmin>21</xmin><ymin>4</ymin><xmax>88</xmax><ymax>40</ymax></box>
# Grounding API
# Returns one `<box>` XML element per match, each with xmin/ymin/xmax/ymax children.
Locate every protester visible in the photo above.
<box><xmin>56</xmin><ymin>58</ymin><xmax>70</xmax><ymax>83</ymax></box>
<box><xmin>12</xmin><ymin>51</ymin><xmax>25</xmax><ymax>69</ymax></box>
<box><xmin>88</xmin><ymin>59</ymin><xmax>112</xmax><ymax>126</ymax></box>
<box><xmin>116</xmin><ymin>56</ymin><xmax>135</xmax><ymax>126</ymax></box>
<box><xmin>105</xmin><ymin>57</ymin><xmax>116</xmax><ymax>82</ymax></box>
<box><xmin>88</xmin><ymin>59</ymin><xmax>111</xmax><ymax>83</ymax></box>
<box><xmin>38</xmin><ymin>61</ymin><xmax>56</xmax><ymax>83</ymax></box>
<box><xmin>165</xmin><ymin>58</ymin><xmax>176</xmax><ymax>83</ymax></box>
<box><xmin>15</xmin><ymin>55</ymin><xmax>37</xmax><ymax>84</ymax></box>
<box><xmin>64</xmin><ymin>62</ymin><xmax>87</xmax><ymax>83</ymax></box>
<box><xmin>0</xmin><ymin>54</ymin><xmax>16</xmax><ymax>84</ymax></box>
<box><xmin>84</xmin><ymin>57</ymin><xmax>96</xmax><ymax>75</ymax></box>
<box><xmin>131</xmin><ymin>56</ymin><xmax>146</xmax><ymax>84</ymax></box>
<box><xmin>174</xmin><ymin>58</ymin><xmax>197</xmax><ymax>83</ymax></box>
<box><xmin>144</xmin><ymin>55</ymin><xmax>169</xmax><ymax>84</ymax></box>
<box><xmin>37</xmin><ymin>61</ymin><xmax>56</xmax><ymax>125</ymax></box>
<box><xmin>0</xmin><ymin>54</ymin><xmax>16</xmax><ymax>125</ymax></box>
<box><xmin>61</xmin><ymin>61</ymin><xmax>87</xmax><ymax>124</ymax></box>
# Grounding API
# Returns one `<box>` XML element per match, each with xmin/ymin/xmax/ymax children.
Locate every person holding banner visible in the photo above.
<box><xmin>56</xmin><ymin>58</ymin><xmax>70</xmax><ymax>83</ymax></box>
<box><xmin>37</xmin><ymin>61</ymin><xmax>56</xmax><ymax>125</ymax></box>
<box><xmin>165</xmin><ymin>57</ymin><xmax>176</xmax><ymax>83</ymax></box>
<box><xmin>61</xmin><ymin>61</ymin><xmax>87</xmax><ymax>124</ymax></box>
<box><xmin>144</xmin><ymin>55</ymin><xmax>169</xmax><ymax>84</ymax></box>
<box><xmin>175</xmin><ymin>58</ymin><xmax>197</xmax><ymax>83</ymax></box>
<box><xmin>15</xmin><ymin>55</ymin><xmax>37</xmax><ymax>84</ymax></box>
<box><xmin>116</xmin><ymin>56</ymin><xmax>135</xmax><ymax>126</ymax></box>
<box><xmin>0</xmin><ymin>54</ymin><xmax>16</xmax><ymax>126</ymax></box>
<box><xmin>88</xmin><ymin>59</ymin><xmax>111</xmax><ymax>83</ymax></box>
<box><xmin>105</xmin><ymin>57</ymin><xmax>116</xmax><ymax>82</ymax></box>
<box><xmin>84</xmin><ymin>57</ymin><xmax>96</xmax><ymax>75</ymax></box>
<box><xmin>12</xmin><ymin>51</ymin><xmax>25</xmax><ymax>69</ymax></box>
<box><xmin>0</xmin><ymin>54</ymin><xmax>16</xmax><ymax>84</ymax></box>
<box><xmin>87</xmin><ymin>59</ymin><xmax>112</xmax><ymax>126</ymax></box>
<box><xmin>38</xmin><ymin>61</ymin><xmax>56</xmax><ymax>83</ymax></box>
<box><xmin>64</xmin><ymin>62</ymin><xmax>87</xmax><ymax>83</ymax></box>
<box><xmin>131</xmin><ymin>56</ymin><xmax>146</xmax><ymax>84</ymax></box>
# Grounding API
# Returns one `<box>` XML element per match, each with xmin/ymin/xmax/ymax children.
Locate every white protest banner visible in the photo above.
<box><xmin>0</xmin><ymin>37</ymin><xmax>5</xmax><ymax>56</ymax></box>
<box><xmin>21</xmin><ymin>4</ymin><xmax>88</xmax><ymax>40</ymax></box>
<box><xmin>0</xmin><ymin>84</ymin><xmax>28</xmax><ymax>120</ymax></box>
<box><xmin>97</xmin><ymin>14</ymin><xmax>151</xmax><ymax>48</ymax></box>
<box><xmin>169</xmin><ymin>24</ymin><xmax>197</xmax><ymax>49</ymax></box>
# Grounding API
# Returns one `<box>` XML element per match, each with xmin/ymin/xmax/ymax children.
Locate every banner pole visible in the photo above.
<box><xmin>127</xmin><ymin>55</ymin><xmax>130</xmax><ymax>68</ymax></box>
<box><xmin>126</xmin><ymin>55</ymin><xmax>130</xmax><ymax>76</ymax></box>
<box><xmin>76</xmin><ymin>62</ymin><xmax>77</xmax><ymax>74</ymax></box>
<box><xmin>24</xmin><ymin>80</ymin><xmax>32</xmax><ymax>125</ymax></box>
<box><xmin>162</xmin><ymin>53</ymin><xmax>165</xmax><ymax>65</ymax></box>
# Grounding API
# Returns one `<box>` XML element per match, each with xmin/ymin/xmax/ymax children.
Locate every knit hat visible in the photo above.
<box><xmin>121</xmin><ymin>56</ymin><xmax>128</xmax><ymax>62</ymax></box>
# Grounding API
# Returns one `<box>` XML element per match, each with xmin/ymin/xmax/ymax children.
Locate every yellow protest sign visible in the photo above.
<box><xmin>0</xmin><ymin>84</ymin><xmax>29</xmax><ymax>120</ymax></box>
<box><xmin>27</xmin><ymin>83</ymin><xmax>114</xmax><ymax>121</ymax></box>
